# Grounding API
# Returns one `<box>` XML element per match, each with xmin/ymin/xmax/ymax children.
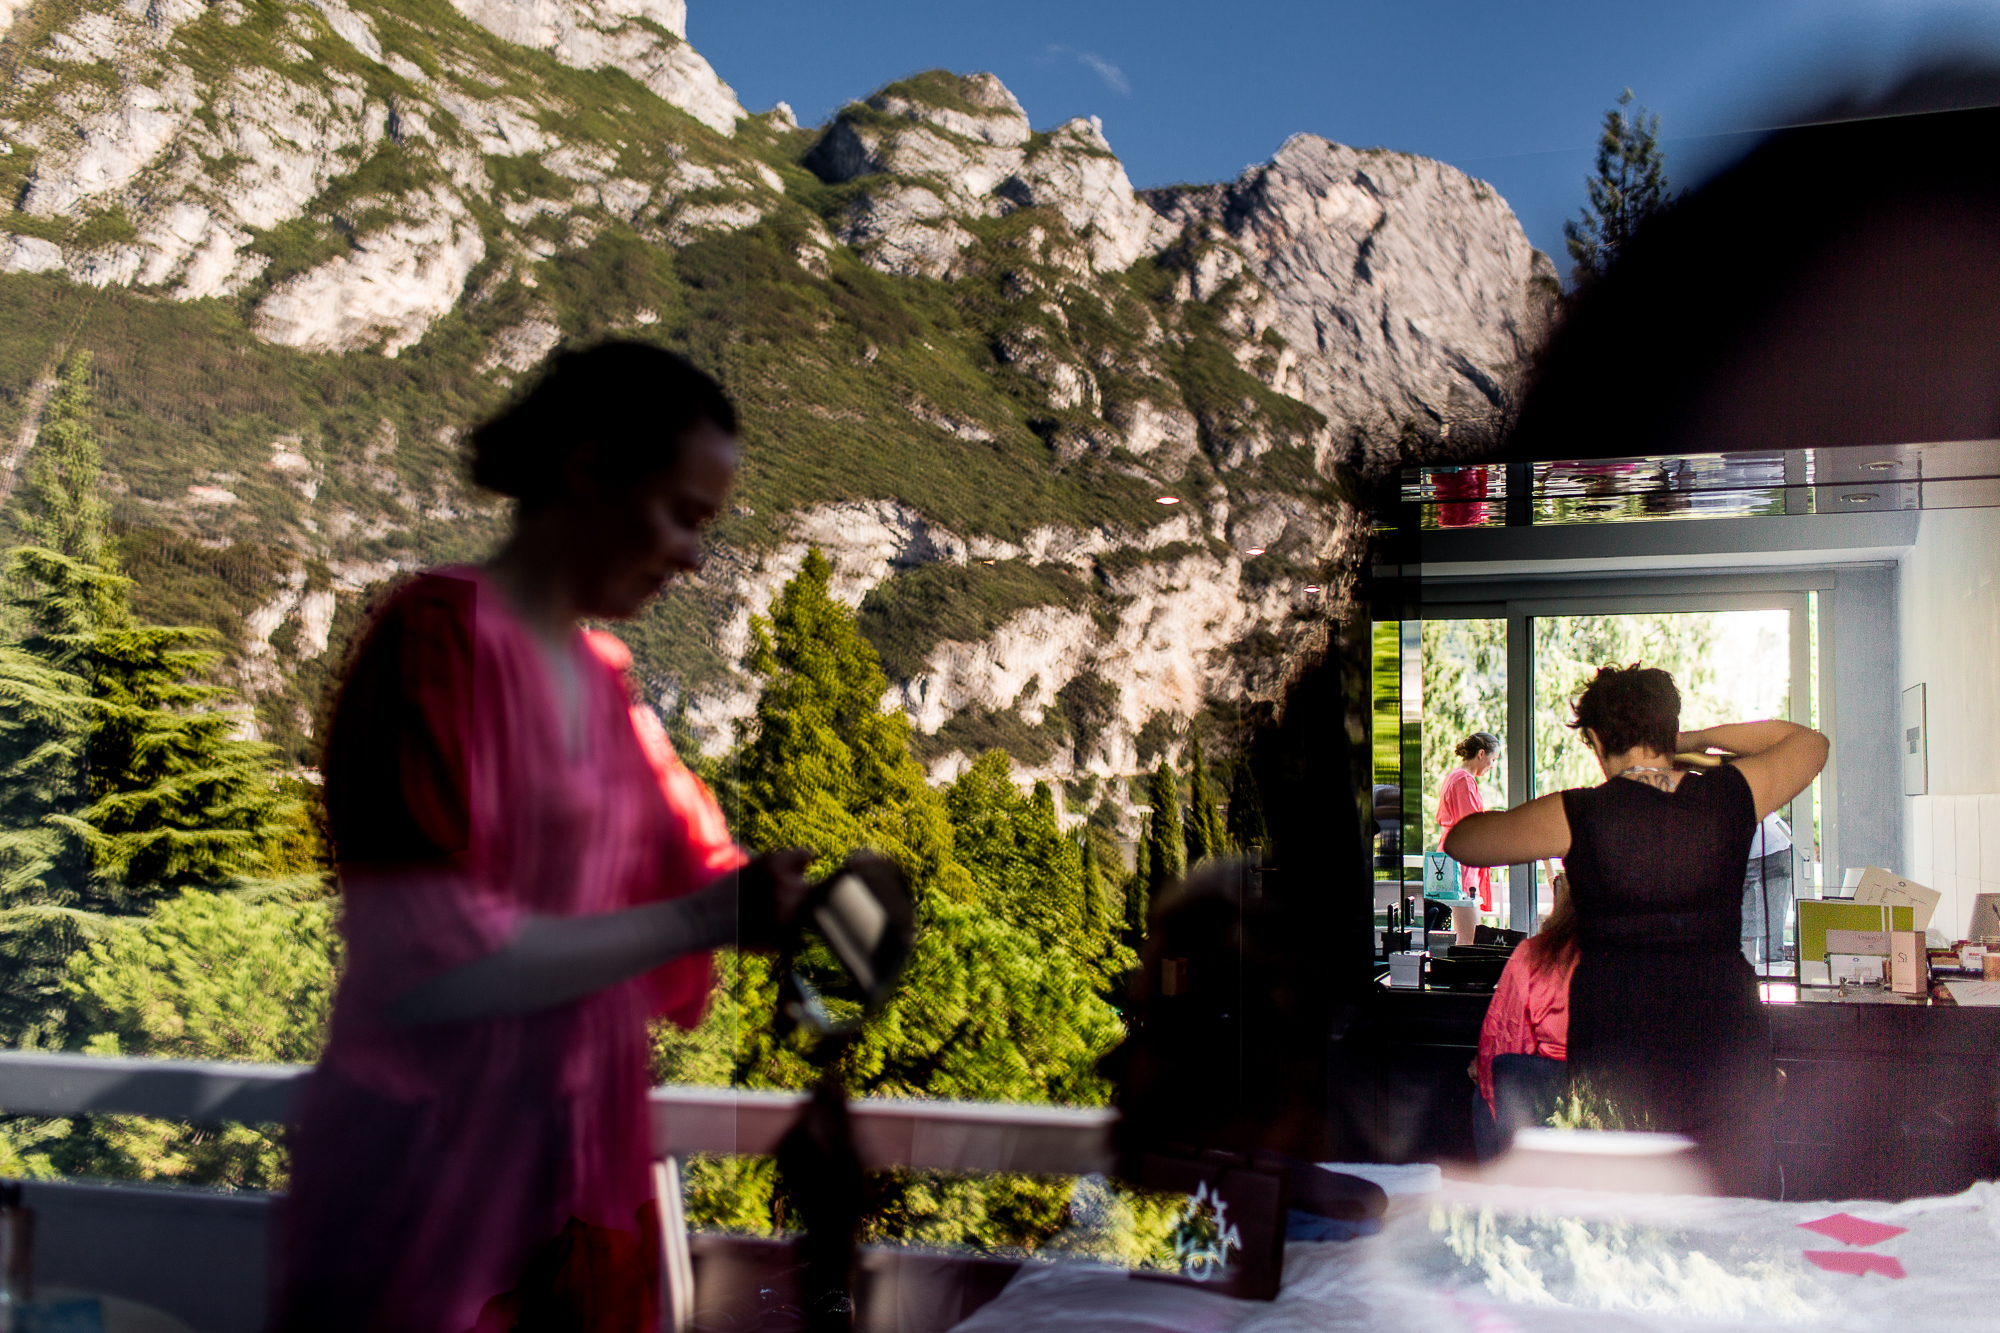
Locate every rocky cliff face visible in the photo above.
<box><xmin>0</xmin><ymin>2</ymin><xmax>1553</xmax><ymax>808</ymax></box>
<box><xmin>1150</xmin><ymin>136</ymin><xmax>1558</xmax><ymax>465</ymax></box>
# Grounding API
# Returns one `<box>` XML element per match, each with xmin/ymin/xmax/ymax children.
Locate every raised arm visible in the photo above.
<box><xmin>388</xmin><ymin>851</ymin><xmax>810</xmax><ymax>1026</ymax></box>
<box><xmin>1678</xmin><ymin>720</ymin><xmax>1829</xmax><ymax>820</ymax></box>
<box><xmin>1443</xmin><ymin>791</ymin><xmax>1571</xmax><ymax>868</ymax></box>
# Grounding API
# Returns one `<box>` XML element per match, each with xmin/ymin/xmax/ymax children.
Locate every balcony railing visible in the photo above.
<box><xmin>0</xmin><ymin>1050</ymin><xmax>1117</xmax><ymax>1333</ymax></box>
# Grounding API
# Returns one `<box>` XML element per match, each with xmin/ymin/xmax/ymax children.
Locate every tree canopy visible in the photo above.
<box><xmin>1563</xmin><ymin>90</ymin><xmax>1672</xmax><ymax>288</ymax></box>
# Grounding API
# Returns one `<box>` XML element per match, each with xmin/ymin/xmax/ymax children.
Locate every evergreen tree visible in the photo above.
<box><xmin>1078</xmin><ymin>833</ymin><xmax>1103</xmax><ymax>942</ymax></box>
<box><xmin>1143</xmin><ymin>759</ymin><xmax>1182</xmax><ymax>906</ymax></box>
<box><xmin>654</xmin><ymin>551</ymin><xmax>1130</xmax><ymax>1247</ymax></box>
<box><xmin>1226</xmin><ymin>759</ymin><xmax>1270</xmax><ymax>859</ymax></box>
<box><xmin>24</xmin><ymin>354</ymin><xmax>110</xmax><ymax>569</ymax></box>
<box><xmin>946</xmin><ymin>752</ymin><xmax>1082</xmax><ymax>943</ymax></box>
<box><xmin>0</xmin><ymin>355</ymin><xmax>301</xmax><ymax>1044</ymax></box>
<box><xmin>1563</xmin><ymin>90</ymin><xmax>1672</xmax><ymax>288</ymax></box>
<box><xmin>734</xmin><ymin>549</ymin><xmax>967</xmax><ymax>905</ymax></box>
<box><xmin>1182</xmin><ymin>733</ymin><xmax>1225</xmax><ymax>867</ymax></box>
<box><xmin>661</xmin><ymin>550</ymin><xmax>1123</xmax><ymax>1102</ymax></box>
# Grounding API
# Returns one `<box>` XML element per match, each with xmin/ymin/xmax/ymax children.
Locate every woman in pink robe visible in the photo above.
<box><xmin>272</xmin><ymin>344</ymin><xmax>807</xmax><ymax>1332</ymax></box>
<box><xmin>1435</xmin><ymin>732</ymin><xmax>1499</xmax><ymax>911</ymax></box>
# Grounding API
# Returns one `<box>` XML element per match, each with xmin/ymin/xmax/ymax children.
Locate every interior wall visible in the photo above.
<box><xmin>1830</xmin><ymin>565</ymin><xmax>1901</xmax><ymax>877</ymax></box>
<box><xmin>1898</xmin><ymin>507</ymin><xmax>2000</xmax><ymax>940</ymax></box>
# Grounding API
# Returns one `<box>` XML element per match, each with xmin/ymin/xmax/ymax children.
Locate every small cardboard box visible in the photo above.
<box><xmin>1889</xmin><ymin>930</ymin><xmax>1927</xmax><ymax>995</ymax></box>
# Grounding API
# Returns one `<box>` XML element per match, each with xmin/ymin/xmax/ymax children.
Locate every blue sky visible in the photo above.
<box><xmin>689</xmin><ymin>1</ymin><xmax>2000</xmax><ymax>277</ymax></box>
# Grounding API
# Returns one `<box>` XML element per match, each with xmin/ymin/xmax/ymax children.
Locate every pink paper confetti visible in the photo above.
<box><xmin>1803</xmin><ymin>1250</ymin><xmax>1906</xmax><ymax>1278</ymax></box>
<box><xmin>1798</xmin><ymin>1213</ymin><xmax>1909</xmax><ymax>1246</ymax></box>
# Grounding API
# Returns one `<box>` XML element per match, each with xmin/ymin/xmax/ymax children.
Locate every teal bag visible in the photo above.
<box><xmin>1423</xmin><ymin>851</ymin><xmax>1465</xmax><ymax>899</ymax></box>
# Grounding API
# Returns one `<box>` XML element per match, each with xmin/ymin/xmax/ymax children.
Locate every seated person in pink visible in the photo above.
<box><xmin>272</xmin><ymin>343</ymin><xmax>811</xmax><ymax>1332</ymax></box>
<box><xmin>1471</xmin><ymin>866</ymin><xmax>1578</xmax><ymax>1160</ymax></box>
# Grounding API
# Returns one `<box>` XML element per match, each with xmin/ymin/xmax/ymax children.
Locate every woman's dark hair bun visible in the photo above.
<box><xmin>468</xmin><ymin>340</ymin><xmax>737</xmax><ymax>506</ymax></box>
<box><xmin>1454</xmin><ymin>732</ymin><xmax>1500</xmax><ymax>762</ymax></box>
<box><xmin>1568</xmin><ymin>664</ymin><xmax>1680</xmax><ymax>759</ymax></box>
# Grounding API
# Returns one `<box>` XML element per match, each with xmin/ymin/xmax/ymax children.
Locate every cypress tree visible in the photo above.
<box><xmin>1144</xmin><ymin>759</ymin><xmax>1182</xmax><ymax>902</ymax></box>
<box><xmin>1226</xmin><ymin>759</ymin><xmax>1271</xmax><ymax>859</ymax></box>
<box><xmin>1182</xmin><ymin>732</ymin><xmax>1225</xmax><ymax>867</ymax></box>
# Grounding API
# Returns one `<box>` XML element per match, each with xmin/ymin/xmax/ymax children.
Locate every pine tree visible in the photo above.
<box><xmin>1563</xmin><ymin>90</ymin><xmax>1672</xmax><ymax>288</ymax></box>
<box><xmin>1182</xmin><ymin>733</ymin><xmax>1225</xmax><ymax>867</ymax></box>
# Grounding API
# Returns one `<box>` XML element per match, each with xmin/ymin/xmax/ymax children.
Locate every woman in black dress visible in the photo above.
<box><xmin>1445</xmin><ymin>665</ymin><xmax>1828</xmax><ymax>1195</ymax></box>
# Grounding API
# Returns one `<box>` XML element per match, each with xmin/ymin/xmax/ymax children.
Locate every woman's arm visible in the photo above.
<box><xmin>1679</xmin><ymin>720</ymin><xmax>1830</xmax><ymax>820</ymax></box>
<box><xmin>1443</xmin><ymin>790</ymin><xmax>1571</xmax><ymax>868</ymax></box>
<box><xmin>389</xmin><ymin>850</ymin><xmax>811</xmax><ymax>1026</ymax></box>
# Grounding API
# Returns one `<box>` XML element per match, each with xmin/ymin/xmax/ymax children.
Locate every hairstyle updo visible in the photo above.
<box><xmin>468</xmin><ymin>341</ymin><xmax>737</xmax><ymax>509</ymax></box>
<box><xmin>1568</xmin><ymin>664</ymin><xmax>1680</xmax><ymax>759</ymax></box>
<box><xmin>1454</xmin><ymin>732</ymin><xmax>1500</xmax><ymax>762</ymax></box>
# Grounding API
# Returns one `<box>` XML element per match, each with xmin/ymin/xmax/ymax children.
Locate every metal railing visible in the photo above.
<box><xmin>0</xmin><ymin>1049</ymin><xmax>1117</xmax><ymax>1174</ymax></box>
<box><xmin>0</xmin><ymin>1050</ymin><xmax>1119</xmax><ymax>1333</ymax></box>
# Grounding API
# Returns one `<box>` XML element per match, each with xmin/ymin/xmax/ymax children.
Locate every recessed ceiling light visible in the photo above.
<box><xmin>1842</xmin><ymin>492</ymin><xmax>1878</xmax><ymax>503</ymax></box>
<box><xmin>1865</xmin><ymin>461</ymin><xmax>1896</xmax><ymax>471</ymax></box>
<box><xmin>1245</xmin><ymin>547</ymin><xmax>1266</xmax><ymax>556</ymax></box>
<box><xmin>1156</xmin><ymin>495</ymin><xmax>1180</xmax><ymax>505</ymax></box>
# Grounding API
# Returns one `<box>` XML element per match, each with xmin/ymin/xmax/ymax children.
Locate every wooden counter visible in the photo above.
<box><xmin>1328</xmin><ymin>984</ymin><xmax>2000</xmax><ymax>1200</ymax></box>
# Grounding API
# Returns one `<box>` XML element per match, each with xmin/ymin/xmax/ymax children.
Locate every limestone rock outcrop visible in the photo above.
<box><xmin>804</xmin><ymin>72</ymin><xmax>1174</xmax><ymax>280</ymax></box>
<box><xmin>252</xmin><ymin>187</ymin><xmax>487</xmax><ymax>355</ymax></box>
<box><xmin>445</xmin><ymin>0</ymin><xmax>743</xmax><ymax>133</ymax></box>
<box><xmin>1149</xmin><ymin>135</ymin><xmax>1559</xmax><ymax>463</ymax></box>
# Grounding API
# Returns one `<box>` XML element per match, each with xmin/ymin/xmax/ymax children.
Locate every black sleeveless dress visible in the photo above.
<box><xmin>1561</xmin><ymin>763</ymin><xmax>1772</xmax><ymax>1195</ymax></box>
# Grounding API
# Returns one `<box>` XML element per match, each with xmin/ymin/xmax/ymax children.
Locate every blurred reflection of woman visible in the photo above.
<box><xmin>273</xmin><ymin>343</ymin><xmax>811</xmax><ymax>1331</ymax></box>
<box><xmin>1436</xmin><ymin>733</ymin><xmax>1499</xmax><ymax>911</ymax></box>
<box><xmin>1445</xmin><ymin>666</ymin><xmax>1828</xmax><ymax>1196</ymax></box>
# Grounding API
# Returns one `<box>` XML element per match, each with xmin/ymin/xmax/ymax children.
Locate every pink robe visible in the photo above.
<box><xmin>1435</xmin><ymin>766</ymin><xmax>1492</xmax><ymax>910</ymax></box>
<box><xmin>273</xmin><ymin>569</ymin><xmax>742</xmax><ymax>1332</ymax></box>
<box><xmin>1475</xmin><ymin>943</ymin><xmax>1578</xmax><ymax>1113</ymax></box>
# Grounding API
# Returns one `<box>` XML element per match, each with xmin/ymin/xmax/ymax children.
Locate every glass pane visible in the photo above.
<box><xmin>1419</xmin><ymin>619</ymin><xmax>1508</xmax><ymax>921</ymax></box>
<box><xmin>1531</xmin><ymin>610</ymin><xmax>1791</xmax><ymax>798</ymax></box>
<box><xmin>1531</xmin><ymin>610</ymin><xmax>1794</xmax><ymax>960</ymax></box>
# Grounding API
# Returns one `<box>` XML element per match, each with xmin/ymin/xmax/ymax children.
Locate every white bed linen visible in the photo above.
<box><xmin>947</xmin><ymin>1177</ymin><xmax>2000</xmax><ymax>1333</ymax></box>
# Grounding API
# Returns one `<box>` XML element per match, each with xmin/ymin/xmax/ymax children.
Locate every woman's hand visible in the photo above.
<box><xmin>735</xmin><ymin>848</ymin><xmax>813</xmax><ymax>950</ymax></box>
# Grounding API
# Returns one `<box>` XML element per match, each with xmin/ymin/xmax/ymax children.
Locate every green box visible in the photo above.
<box><xmin>1798</xmin><ymin>900</ymin><xmax>1914</xmax><ymax>962</ymax></box>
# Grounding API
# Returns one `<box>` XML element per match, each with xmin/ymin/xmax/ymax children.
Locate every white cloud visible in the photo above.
<box><xmin>1041</xmin><ymin>43</ymin><xmax>1130</xmax><ymax>96</ymax></box>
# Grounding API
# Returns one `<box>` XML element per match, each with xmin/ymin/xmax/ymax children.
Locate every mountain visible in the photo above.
<box><xmin>0</xmin><ymin>0</ymin><xmax>1555</xmax><ymax>828</ymax></box>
